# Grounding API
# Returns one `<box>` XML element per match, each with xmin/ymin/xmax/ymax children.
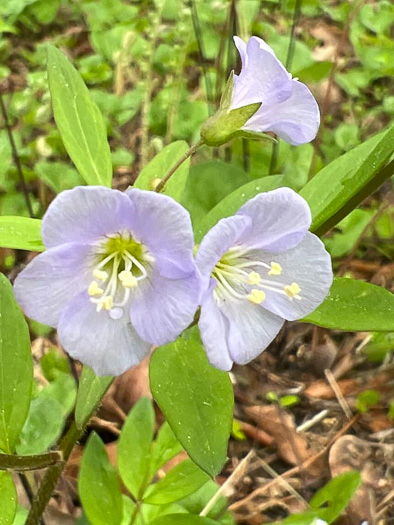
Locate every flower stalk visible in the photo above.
<box><xmin>0</xmin><ymin>451</ymin><xmax>62</xmax><ymax>472</ymax></box>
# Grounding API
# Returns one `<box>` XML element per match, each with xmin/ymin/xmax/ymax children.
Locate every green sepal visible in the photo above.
<box><xmin>219</xmin><ymin>71</ymin><xmax>234</xmax><ymax>110</ymax></box>
<box><xmin>200</xmin><ymin>102</ymin><xmax>261</xmax><ymax>147</ymax></box>
<box><xmin>232</xmin><ymin>129</ymin><xmax>277</xmax><ymax>143</ymax></box>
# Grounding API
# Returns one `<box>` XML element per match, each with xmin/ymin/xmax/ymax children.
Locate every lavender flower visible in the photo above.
<box><xmin>201</xmin><ymin>36</ymin><xmax>320</xmax><ymax>147</ymax></box>
<box><xmin>14</xmin><ymin>186</ymin><xmax>200</xmax><ymax>376</ymax></box>
<box><xmin>196</xmin><ymin>188</ymin><xmax>332</xmax><ymax>371</ymax></box>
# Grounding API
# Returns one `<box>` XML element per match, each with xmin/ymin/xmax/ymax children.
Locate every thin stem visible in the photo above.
<box><xmin>269</xmin><ymin>0</ymin><xmax>302</xmax><ymax>175</ymax></box>
<box><xmin>25</xmin><ymin>422</ymin><xmax>82</xmax><ymax>525</ymax></box>
<box><xmin>0</xmin><ymin>94</ymin><xmax>34</xmax><ymax>217</ymax></box>
<box><xmin>19</xmin><ymin>473</ymin><xmax>46</xmax><ymax>525</ymax></box>
<box><xmin>0</xmin><ymin>451</ymin><xmax>62</xmax><ymax>471</ymax></box>
<box><xmin>154</xmin><ymin>140</ymin><xmax>202</xmax><ymax>192</ymax></box>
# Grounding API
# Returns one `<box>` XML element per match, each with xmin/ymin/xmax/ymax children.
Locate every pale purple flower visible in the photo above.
<box><xmin>231</xmin><ymin>36</ymin><xmax>320</xmax><ymax>145</ymax></box>
<box><xmin>14</xmin><ymin>186</ymin><xmax>200</xmax><ymax>376</ymax></box>
<box><xmin>196</xmin><ymin>188</ymin><xmax>332</xmax><ymax>371</ymax></box>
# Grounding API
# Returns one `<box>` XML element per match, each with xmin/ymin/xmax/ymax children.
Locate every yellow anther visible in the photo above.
<box><xmin>247</xmin><ymin>289</ymin><xmax>266</xmax><ymax>305</ymax></box>
<box><xmin>285</xmin><ymin>282</ymin><xmax>301</xmax><ymax>298</ymax></box>
<box><xmin>119</xmin><ymin>270</ymin><xmax>138</xmax><ymax>288</ymax></box>
<box><xmin>96</xmin><ymin>296</ymin><xmax>113</xmax><ymax>312</ymax></box>
<box><xmin>93</xmin><ymin>269</ymin><xmax>108</xmax><ymax>281</ymax></box>
<box><xmin>88</xmin><ymin>281</ymin><xmax>104</xmax><ymax>297</ymax></box>
<box><xmin>248</xmin><ymin>271</ymin><xmax>261</xmax><ymax>285</ymax></box>
<box><xmin>268</xmin><ymin>262</ymin><xmax>282</xmax><ymax>276</ymax></box>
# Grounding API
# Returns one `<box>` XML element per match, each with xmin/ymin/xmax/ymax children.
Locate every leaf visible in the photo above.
<box><xmin>35</xmin><ymin>161</ymin><xmax>84</xmax><ymax>193</ymax></box>
<box><xmin>195</xmin><ymin>175</ymin><xmax>286</xmax><ymax>243</ymax></box>
<box><xmin>310</xmin><ymin>471</ymin><xmax>361</xmax><ymax>523</ymax></box>
<box><xmin>303</xmin><ymin>278</ymin><xmax>394</xmax><ymax>331</ymax></box>
<box><xmin>0</xmin><ymin>274</ymin><xmax>33</xmax><ymax>453</ymax></box>
<box><xmin>79</xmin><ymin>433</ymin><xmax>123</xmax><ymax>525</ymax></box>
<box><xmin>16</xmin><ymin>396</ymin><xmax>65</xmax><ymax>455</ymax></box>
<box><xmin>148</xmin><ymin>422</ymin><xmax>183</xmax><ymax>479</ymax></box>
<box><xmin>178</xmin><ymin>480</ymin><xmax>234</xmax><ymax>523</ymax></box>
<box><xmin>39</xmin><ymin>371</ymin><xmax>77</xmax><ymax>418</ymax></box>
<box><xmin>117</xmin><ymin>397</ymin><xmax>155</xmax><ymax>499</ymax></box>
<box><xmin>301</xmin><ymin>123</ymin><xmax>394</xmax><ymax>235</ymax></box>
<box><xmin>0</xmin><ymin>217</ymin><xmax>44</xmax><ymax>252</ymax></box>
<box><xmin>0</xmin><ymin>472</ymin><xmax>17</xmax><ymax>525</ymax></box>
<box><xmin>47</xmin><ymin>46</ymin><xmax>112</xmax><ymax>187</ymax></box>
<box><xmin>149</xmin><ymin>331</ymin><xmax>233</xmax><ymax>477</ymax></box>
<box><xmin>148</xmin><ymin>512</ymin><xmax>215</xmax><ymax>525</ymax></box>
<box><xmin>134</xmin><ymin>141</ymin><xmax>190</xmax><ymax>201</ymax></box>
<box><xmin>144</xmin><ymin>459</ymin><xmax>210</xmax><ymax>505</ymax></box>
<box><xmin>75</xmin><ymin>366</ymin><xmax>113</xmax><ymax>430</ymax></box>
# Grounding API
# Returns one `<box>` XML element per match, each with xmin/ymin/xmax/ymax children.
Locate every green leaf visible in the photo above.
<box><xmin>39</xmin><ymin>371</ymin><xmax>77</xmax><ymax>418</ymax></box>
<box><xmin>149</xmin><ymin>331</ymin><xmax>233</xmax><ymax>477</ymax></box>
<box><xmin>79</xmin><ymin>433</ymin><xmax>123</xmax><ymax>525</ymax></box>
<box><xmin>148</xmin><ymin>422</ymin><xmax>183</xmax><ymax>479</ymax></box>
<box><xmin>150</xmin><ymin>516</ymin><xmax>217</xmax><ymax>525</ymax></box>
<box><xmin>303</xmin><ymin>277</ymin><xmax>394</xmax><ymax>332</ymax></box>
<box><xmin>301</xmin><ymin>123</ymin><xmax>394</xmax><ymax>235</ymax></box>
<box><xmin>16</xmin><ymin>396</ymin><xmax>65</xmax><ymax>455</ymax></box>
<box><xmin>134</xmin><ymin>141</ymin><xmax>190</xmax><ymax>201</ymax></box>
<box><xmin>310</xmin><ymin>471</ymin><xmax>361</xmax><ymax>522</ymax></box>
<box><xmin>178</xmin><ymin>480</ymin><xmax>234</xmax><ymax>523</ymax></box>
<box><xmin>0</xmin><ymin>217</ymin><xmax>44</xmax><ymax>252</ymax></box>
<box><xmin>0</xmin><ymin>274</ymin><xmax>33</xmax><ymax>454</ymax></box>
<box><xmin>0</xmin><ymin>472</ymin><xmax>17</xmax><ymax>525</ymax></box>
<box><xmin>36</xmin><ymin>161</ymin><xmax>84</xmax><ymax>193</ymax></box>
<box><xmin>195</xmin><ymin>175</ymin><xmax>286</xmax><ymax>243</ymax></box>
<box><xmin>144</xmin><ymin>459</ymin><xmax>210</xmax><ymax>505</ymax></box>
<box><xmin>47</xmin><ymin>46</ymin><xmax>112</xmax><ymax>187</ymax></box>
<box><xmin>75</xmin><ymin>366</ymin><xmax>113</xmax><ymax>430</ymax></box>
<box><xmin>117</xmin><ymin>397</ymin><xmax>155</xmax><ymax>499</ymax></box>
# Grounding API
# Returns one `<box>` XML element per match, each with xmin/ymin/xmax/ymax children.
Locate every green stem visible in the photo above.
<box><xmin>25</xmin><ymin>422</ymin><xmax>83</xmax><ymax>525</ymax></box>
<box><xmin>154</xmin><ymin>140</ymin><xmax>203</xmax><ymax>192</ymax></box>
<box><xmin>0</xmin><ymin>451</ymin><xmax>62</xmax><ymax>471</ymax></box>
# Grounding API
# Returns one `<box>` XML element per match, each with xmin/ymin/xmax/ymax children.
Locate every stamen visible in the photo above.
<box><xmin>268</xmin><ymin>262</ymin><xmax>282</xmax><ymax>276</ymax></box>
<box><xmin>247</xmin><ymin>289</ymin><xmax>266</xmax><ymax>304</ymax></box>
<box><xmin>119</xmin><ymin>270</ymin><xmax>138</xmax><ymax>288</ymax></box>
<box><xmin>88</xmin><ymin>281</ymin><xmax>104</xmax><ymax>297</ymax></box>
<box><xmin>285</xmin><ymin>282</ymin><xmax>301</xmax><ymax>299</ymax></box>
<box><xmin>248</xmin><ymin>271</ymin><xmax>261</xmax><ymax>285</ymax></box>
<box><xmin>93</xmin><ymin>269</ymin><xmax>108</xmax><ymax>281</ymax></box>
<box><xmin>96</xmin><ymin>296</ymin><xmax>113</xmax><ymax>312</ymax></box>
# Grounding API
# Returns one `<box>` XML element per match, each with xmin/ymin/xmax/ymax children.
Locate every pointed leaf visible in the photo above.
<box><xmin>47</xmin><ymin>46</ymin><xmax>112</xmax><ymax>187</ymax></box>
<box><xmin>0</xmin><ymin>217</ymin><xmax>44</xmax><ymax>252</ymax></box>
<box><xmin>149</xmin><ymin>332</ymin><xmax>233</xmax><ymax>477</ymax></box>
<box><xmin>79</xmin><ymin>432</ymin><xmax>123</xmax><ymax>525</ymax></box>
<box><xmin>148</xmin><ymin>422</ymin><xmax>183</xmax><ymax>479</ymax></box>
<box><xmin>0</xmin><ymin>472</ymin><xmax>17</xmax><ymax>525</ymax></box>
<box><xmin>75</xmin><ymin>366</ymin><xmax>113</xmax><ymax>430</ymax></box>
<box><xmin>118</xmin><ymin>397</ymin><xmax>155</xmax><ymax>499</ymax></box>
<box><xmin>0</xmin><ymin>274</ymin><xmax>33</xmax><ymax>453</ymax></box>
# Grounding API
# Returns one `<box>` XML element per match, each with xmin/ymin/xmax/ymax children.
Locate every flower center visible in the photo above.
<box><xmin>211</xmin><ymin>246</ymin><xmax>301</xmax><ymax>306</ymax></box>
<box><xmin>88</xmin><ymin>230</ymin><xmax>153</xmax><ymax>318</ymax></box>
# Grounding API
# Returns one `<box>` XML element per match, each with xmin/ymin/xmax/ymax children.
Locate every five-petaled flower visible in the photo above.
<box><xmin>14</xmin><ymin>186</ymin><xmax>200</xmax><ymax>376</ymax></box>
<box><xmin>196</xmin><ymin>188</ymin><xmax>333</xmax><ymax>371</ymax></box>
<box><xmin>201</xmin><ymin>36</ymin><xmax>320</xmax><ymax>147</ymax></box>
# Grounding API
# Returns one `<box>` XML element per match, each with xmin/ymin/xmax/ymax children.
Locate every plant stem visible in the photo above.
<box><xmin>0</xmin><ymin>94</ymin><xmax>34</xmax><ymax>217</ymax></box>
<box><xmin>25</xmin><ymin>422</ymin><xmax>82</xmax><ymax>525</ymax></box>
<box><xmin>269</xmin><ymin>0</ymin><xmax>302</xmax><ymax>175</ymax></box>
<box><xmin>0</xmin><ymin>451</ymin><xmax>62</xmax><ymax>471</ymax></box>
<box><xmin>154</xmin><ymin>139</ymin><xmax>203</xmax><ymax>192</ymax></box>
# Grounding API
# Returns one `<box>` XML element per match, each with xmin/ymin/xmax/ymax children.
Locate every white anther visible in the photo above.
<box><xmin>247</xmin><ymin>289</ymin><xmax>266</xmax><ymax>305</ymax></box>
<box><xmin>119</xmin><ymin>270</ymin><xmax>138</xmax><ymax>288</ymax></box>
<box><xmin>248</xmin><ymin>271</ymin><xmax>261</xmax><ymax>285</ymax></box>
<box><xmin>93</xmin><ymin>269</ymin><xmax>108</xmax><ymax>281</ymax></box>
<box><xmin>88</xmin><ymin>281</ymin><xmax>104</xmax><ymax>297</ymax></box>
<box><xmin>268</xmin><ymin>262</ymin><xmax>282</xmax><ymax>276</ymax></box>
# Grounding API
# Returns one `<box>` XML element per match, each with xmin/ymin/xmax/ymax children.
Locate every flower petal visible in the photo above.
<box><xmin>42</xmin><ymin>186</ymin><xmax>136</xmax><ymax>248</ymax></box>
<box><xmin>196</xmin><ymin>215</ymin><xmax>251</xmax><ymax>285</ymax></box>
<box><xmin>199</xmin><ymin>282</ymin><xmax>233</xmax><ymax>371</ymax></box>
<box><xmin>129</xmin><ymin>269</ymin><xmax>200</xmax><ymax>346</ymax></box>
<box><xmin>233</xmin><ymin>36</ymin><xmax>247</xmax><ymax>68</ymax></box>
<box><xmin>237</xmin><ymin>187</ymin><xmax>311</xmax><ymax>251</ymax></box>
<box><xmin>126</xmin><ymin>189</ymin><xmax>196</xmax><ymax>279</ymax></box>
<box><xmin>257</xmin><ymin>232</ymin><xmax>333</xmax><ymax>320</ymax></box>
<box><xmin>231</xmin><ymin>36</ymin><xmax>293</xmax><ymax>109</ymax></box>
<box><xmin>243</xmin><ymin>79</ymin><xmax>320</xmax><ymax>145</ymax></box>
<box><xmin>58</xmin><ymin>292</ymin><xmax>151</xmax><ymax>376</ymax></box>
<box><xmin>222</xmin><ymin>299</ymin><xmax>284</xmax><ymax>365</ymax></box>
<box><xmin>14</xmin><ymin>243</ymin><xmax>92</xmax><ymax>327</ymax></box>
